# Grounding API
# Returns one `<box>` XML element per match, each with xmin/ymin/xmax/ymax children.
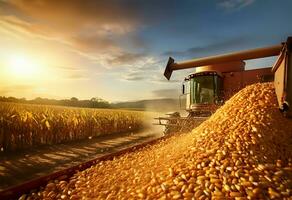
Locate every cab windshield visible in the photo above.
<box><xmin>190</xmin><ymin>75</ymin><xmax>221</xmax><ymax>104</ymax></box>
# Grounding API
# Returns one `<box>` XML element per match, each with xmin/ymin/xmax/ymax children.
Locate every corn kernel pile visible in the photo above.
<box><xmin>24</xmin><ymin>83</ymin><xmax>292</xmax><ymax>200</ymax></box>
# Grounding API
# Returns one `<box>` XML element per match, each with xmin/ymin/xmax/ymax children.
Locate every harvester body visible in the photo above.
<box><xmin>181</xmin><ymin>62</ymin><xmax>273</xmax><ymax>114</ymax></box>
<box><xmin>155</xmin><ymin>37</ymin><xmax>292</xmax><ymax>134</ymax></box>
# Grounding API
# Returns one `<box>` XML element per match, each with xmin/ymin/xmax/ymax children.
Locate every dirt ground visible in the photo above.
<box><xmin>0</xmin><ymin>129</ymin><xmax>163</xmax><ymax>191</ymax></box>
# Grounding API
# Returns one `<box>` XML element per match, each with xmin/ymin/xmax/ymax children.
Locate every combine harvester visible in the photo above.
<box><xmin>155</xmin><ymin>37</ymin><xmax>292</xmax><ymax>134</ymax></box>
<box><xmin>1</xmin><ymin>37</ymin><xmax>291</xmax><ymax>200</ymax></box>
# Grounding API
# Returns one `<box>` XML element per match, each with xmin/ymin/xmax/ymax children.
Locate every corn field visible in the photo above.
<box><xmin>0</xmin><ymin>102</ymin><xmax>145</xmax><ymax>152</ymax></box>
<box><xmin>22</xmin><ymin>83</ymin><xmax>292</xmax><ymax>200</ymax></box>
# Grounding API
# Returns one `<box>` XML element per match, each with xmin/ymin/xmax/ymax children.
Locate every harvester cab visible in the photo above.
<box><xmin>155</xmin><ymin>37</ymin><xmax>292</xmax><ymax>135</ymax></box>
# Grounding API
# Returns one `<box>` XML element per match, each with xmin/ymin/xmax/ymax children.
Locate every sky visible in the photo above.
<box><xmin>0</xmin><ymin>0</ymin><xmax>292</xmax><ymax>102</ymax></box>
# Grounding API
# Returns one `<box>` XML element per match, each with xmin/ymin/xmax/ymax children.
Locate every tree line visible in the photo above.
<box><xmin>0</xmin><ymin>96</ymin><xmax>111</xmax><ymax>108</ymax></box>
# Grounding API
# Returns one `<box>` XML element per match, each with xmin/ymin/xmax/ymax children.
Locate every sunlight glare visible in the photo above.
<box><xmin>8</xmin><ymin>54</ymin><xmax>39</xmax><ymax>78</ymax></box>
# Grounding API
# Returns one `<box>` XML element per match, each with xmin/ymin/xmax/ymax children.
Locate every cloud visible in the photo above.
<box><xmin>0</xmin><ymin>15</ymin><xmax>40</xmax><ymax>34</ymax></box>
<box><xmin>54</xmin><ymin>66</ymin><xmax>89</xmax><ymax>80</ymax></box>
<box><xmin>109</xmin><ymin>52</ymin><xmax>146</xmax><ymax>65</ymax></box>
<box><xmin>65</xmin><ymin>74</ymin><xmax>89</xmax><ymax>80</ymax></box>
<box><xmin>0</xmin><ymin>84</ymin><xmax>35</xmax><ymax>95</ymax></box>
<box><xmin>120</xmin><ymin>56</ymin><xmax>168</xmax><ymax>82</ymax></box>
<box><xmin>0</xmin><ymin>15</ymin><xmax>52</xmax><ymax>41</ymax></box>
<box><xmin>55</xmin><ymin>66</ymin><xmax>84</xmax><ymax>71</ymax></box>
<box><xmin>150</xmin><ymin>74</ymin><xmax>181</xmax><ymax>84</ymax></box>
<box><xmin>152</xmin><ymin>89</ymin><xmax>180</xmax><ymax>98</ymax></box>
<box><xmin>123</xmin><ymin>70</ymin><xmax>180</xmax><ymax>83</ymax></box>
<box><xmin>69</xmin><ymin>34</ymin><xmax>119</xmax><ymax>53</ymax></box>
<box><xmin>0</xmin><ymin>1</ymin><xmax>140</xmax><ymax>66</ymax></box>
<box><xmin>0</xmin><ymin>0</ymin><xmax>177</xmax><ymax>66</ymax></box>
<box><xmin>5</xmin><ymin>0</ymin><xmax>139</xmax><ymax>32</ymax></box>
<box><xmin>117</xmin><ymin>53</ymin><xmax>183</xmax><ymax>83</ymax></box>
<box><xmin>163</xmin><ymin>36</ymin><xmax>251</xmax><ymax>57</ymax></box>
<box><xmin>122</xmin><ymin>71</ymin><xmax>144</xmax><ymax>81</ymax></box>
<box><xmin>218</xmin><ymin>0</ymin><xmax>256</xmax><ymax>10</ymax></box>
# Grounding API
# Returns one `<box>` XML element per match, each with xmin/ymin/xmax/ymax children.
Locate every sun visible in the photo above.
<box><xmin>8</xmin><ymin>54</ymin><xmax>38</xmax><ymax>77</ymax></box>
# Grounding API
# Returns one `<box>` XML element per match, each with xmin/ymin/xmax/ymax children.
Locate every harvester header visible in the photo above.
<box><xmin>164</xmin><ymin>44</ymin><xmax>283</xmax><ymax>80</ymax></box>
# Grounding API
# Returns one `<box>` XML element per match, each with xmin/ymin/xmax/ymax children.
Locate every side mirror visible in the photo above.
<box><xmin>182</xmin><ymin>84</ymin><xmax>185</xmax><ymax>94</ymax></box>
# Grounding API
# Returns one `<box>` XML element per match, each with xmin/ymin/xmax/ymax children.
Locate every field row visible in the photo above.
<box><xmin>0</xmin><ymin>102</ymin><xmax>146</xmax><ymax>152</ymax></box>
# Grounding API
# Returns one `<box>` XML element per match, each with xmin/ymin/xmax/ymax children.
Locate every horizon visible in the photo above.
<box><xmin>1</xmin><ymin>0</ymin><xmax>292</xmax><ymax>101</ymax></box>
<box><xmin>0</xmin><ymin>95</ymin><xmax>179</xmax><ymax>103</ymax></box>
